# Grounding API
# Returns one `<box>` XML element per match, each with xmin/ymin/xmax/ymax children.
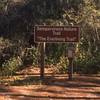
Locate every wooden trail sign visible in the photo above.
<box><xmin>34</xmin><ymin>25</ymin><xmax>80</xmax><ymax>42</ymax></box>
<box><xmin>34</xmin><ymin>25</ymin><xmax>80</xmax><ymax>80</ymax></box>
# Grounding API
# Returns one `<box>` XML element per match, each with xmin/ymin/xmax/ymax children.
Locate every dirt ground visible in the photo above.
<box><xmin>0</xmin><ymin>67</ymin><xmax>100</xmax><ymax>100</ymax></box>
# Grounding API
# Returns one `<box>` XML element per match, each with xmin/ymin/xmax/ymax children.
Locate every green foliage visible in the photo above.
<box><xmin>0</xmin><ymin>0</ymin><xmax>8</xmax><ymax>11</ymax></box>
<box><xmin>45</xmin><ymin>57</ymin><xmax>54</xmax><ymax>66</ymax></box>
<box><xmin>0</xmin><ymin>37</ymin><xmax>39</xmax><ymax>76</ymax></box>
<box><xmin>53</xmin><ymin>56</ymin><xmax>68</xmax><ymax>74</ymax></box>
<box><xmin>0</xmin><ymin>39</ymin><xmax>39</xmax><ymax>76</ymax></box>
<box><xmin>45</xmin><ymin>43</ymin><xmax>66</xmax><ymax>64</ymax></box>
<box><xmin>0</xmin><ymin>37</ymin><xmax>23</xmax><ymax>66</ymax></box>
<box><xmin>22</xmin><ymin>47</ymin><xmax>39</xmax><ymax>67</ymax></box>
<box><xmin>0</xmin><ymin>56</ymin><xmax>22</xmax><ymax>76</ymax></box>
<box><xmin>74</xmin><ymin>54</ymin><xmax>100</xmax><ymax>74</ymax></box>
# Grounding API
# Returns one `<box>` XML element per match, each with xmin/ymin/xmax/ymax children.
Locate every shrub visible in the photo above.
<box><xmin>74</xmin><ymin>54</ymin><xmax>100</xmax><ymax>74</ymax></box>
<box><xmin>22</xmin><ymin>47</ymin><xmax>39</xmax><ymax>67</ymax></box>
<box><xmin>54</xmin><ymin>56</ymin><xmax>69</xmax><ymax>74</ymax></box>
<box><xmin>0</xmin><ymin>56</ymin><xmax>22</xmax><ymax>76</ymax></box>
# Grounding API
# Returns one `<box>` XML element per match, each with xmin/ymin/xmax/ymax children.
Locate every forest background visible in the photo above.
<box><xmin>0</xmin><ymin>0</ymin><xmax>100</xmax><ymax>76</ymax></box>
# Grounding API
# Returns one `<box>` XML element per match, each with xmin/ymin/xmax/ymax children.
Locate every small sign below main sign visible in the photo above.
<box><xmin>34</xmin><ymin>25</ymin><xmax>80</xmax><ymax>42</ymax></box>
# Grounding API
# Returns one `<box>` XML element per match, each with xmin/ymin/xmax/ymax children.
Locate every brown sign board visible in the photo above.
<box><xmin>34</xmin><ymin>25</ymin><xmax>80</xmax><ymax>42</ymax></box>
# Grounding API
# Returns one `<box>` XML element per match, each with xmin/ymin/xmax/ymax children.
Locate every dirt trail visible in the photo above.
<box><xmin>0</xmin><ymin>67</ymin><xmax>100</xmax><ymax>100</ymax></box>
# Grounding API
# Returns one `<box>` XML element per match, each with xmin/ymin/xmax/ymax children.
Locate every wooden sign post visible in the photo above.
<box><xmin>40</xmin><ymin>43</ymin><xmax>45</xmax><ymax>79</ymax></box>
<box><xmin>67</xmin><ymin>44</ymin><xmax>75</xmax><ymax>80</ymax></box>
<box><xmin>68</xmin><ymin>57</ymin><xmax>73</xmax><ymax>80</ymax></box>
